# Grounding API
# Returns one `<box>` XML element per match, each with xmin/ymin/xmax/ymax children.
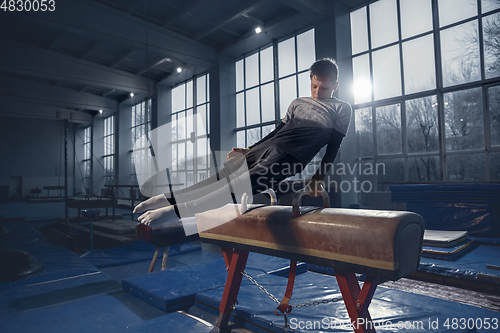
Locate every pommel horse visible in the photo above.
<box><xmin>196</xmin><ymin>187</ymin><xmax>425</xmax><ymax>333</ymax></box>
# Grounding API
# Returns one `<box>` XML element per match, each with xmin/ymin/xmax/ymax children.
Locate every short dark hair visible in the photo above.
<box><xmin>310</xmin><ymin>58</ymin><xmax>339</xmax><ymax>83</ymax></box>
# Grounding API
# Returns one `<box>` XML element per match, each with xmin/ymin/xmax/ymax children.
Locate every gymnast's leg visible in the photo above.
<box><xmin>137</xmin><ymin>146</ymin><xmax>303</xmax><ymax>225</ymax></box>
<box><xmin>134</xmin><ymin>153</ymin><xmax>248</xmax><ymax>214</ymax></box>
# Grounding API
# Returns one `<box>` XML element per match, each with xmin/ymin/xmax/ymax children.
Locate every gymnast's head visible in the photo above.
<box><xmin>309</xmin><ymin>58</ymin><xmax>339</xmax><ymax>100</ymax></box>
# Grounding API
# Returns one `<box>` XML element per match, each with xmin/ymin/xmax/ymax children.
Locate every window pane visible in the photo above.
<box><xmin>236</xmin><ymin>60</ymin><xmax>244</xmax><ymax>91</ymax></box>
<box><xmin>489</xmin><ymin>85</ymin><xmax>500</xmax><ymax>146</ymax></box>
<box><xmin>246</xmin><ymin>87</ymin><xmax>260</xmax><ymax>126</ymax></box>
<box><xmin>171</xmin><ymin>144</ymin><xmax>177</xmax><ymax>171</ymax></box>
<box><xmin>440</xmin><ymin>21</ymin><xmax>480</xmax><ymax>87</ymax></box>
<box><xmin>355</xmin><ymin>107</ymin><xmax>373</xmax><ymax>157</ymax></box>
<box><xmin>187</xmin><ymin>141</ymin><xmax>194</xmax><ymax>171</ymax></box>
<box><xmin>438</xmin><ymin>0</ymin><xmax>477</xmax><ymax>27</ymax></box>
<box><xmin>178</xmin><ymin>142</ymin><xmax>185</xmax><ymax>170</ymax></box>
<box><xmin>172</xmin><ymin>85</ymin><xmax>185</xmax><ymax>112</ymax></box>
<box><xmin>350</xmin><ymin>6</ymin><xmax>368</xmax><ymax>54</ymax></box>
<box><xmin>447</xmin><ymin>153</ymin><xmax>485</xmax><ymax>181</ymax></box>
<box><xmin>261</xmin><ymin>83</ymin><xmax>275</xmax><ymax>123</ymax></box>
<box><xmin>403</xmin><ymin>34</ymin><xmax>436</xmax><ymax>94</ymax></box>
<box><xmin>406</xmin><ymin>96</ymin><xmax>439</xmax><ymax>153</ymax></box>
<box><xmin>490</xmin><ymin>152</ymin><xmax>500</xmax><ymax>180</ymax></box>
<box><xmin>177</xmin><ymin>112</ymin><xmax>186</xmax><ymax>140</ymax></box>
<box><xmin>237</xmin><ymin>130</ymin><xmax>245</xmax><ymax>148</ymax></box>
<box><xmin>377</xmin><ymin>158</ymin><xmax>405</xmax><ymax>188</ymax></box>
<box><xmin>298</xmin><ymin>72</ymin><xmax>310</xmax><ymax>98</ymax></box>
<box><xmin>197</xmin><ymin>76</ymin><xmax>206</xmax><ymax>104</ymax></box>
<box><xmin>246</xmin><ymin>52</ymin><xmax>259</xmax><ymax>88</ymax></box>
<box><xmin>206</xmin><ymin>74</ymin><xmax>210</xmax><ymax>102</ymax></box>
<box><xmin>482</xmin><ymin>0</ymin><xmax>500</xmax><ymax>13</ymax></box>
<box><xmin>373</xmin><ymin>45</ymin><xmax>401</xmax><ymax>100</ymax></box>
<box><xmin>444</xmin><ymin>88</ymin><xmax>484</xmax><ymax>151</ymax></box>
<box><xmin>279</xmin><ymin>76</ymin><xmax>297</xmax><ymax>118</ymax></box>
<box><xmin>247</xmin><ymin>127</ymin><xmax>261</xmax><ymax>147</ymax></box>
<box><xmin>370</xmin><ymin>0</ymin><xmax>398</xmax><ymax>49</ymax></box>
<box><xmin>262</xmin><ymin>124</ymin><xmax>274</xmax><ymax>138</ymax></box>
<box><xmin>297</xmin><ymin>29</ymin><xmax>315</xmax><ymax>72</ymax></box>
<box><xmin>278</xmin><ymin>37</ymin><xmax>296</xmax><ymax>78</ymax></box>
<box><xmin>260</xmin><ymin>46</ymin><xmax>274</xmax><ymax>83</ymax></box>
<box><xmin>196</xmin><ymin>104</ymin><xmax>207</xmax><ymax>136</ymax></box>
<box><xmin>409</xmin><ymin>156</ymin><xmax>440</xmax><ymax>181</ymax></box>
<box><xmin>187</xmin><ymin>80</ymin><xmax>193</xmax><ymax>108</ymax></box>
<box><xmin>400</xmin><ymin>0</ymin><xmax>433</xmax><ymax>39</ymax></box>
<box><xmin>376</xmin><ymin>104</ymin><xmax>402</xmax><ymax>154</ymax></box>
<box><xmin>236</xmin><ymin>92</ymin><xmax>245</xmax><ymax>127</ymax></box>
<box><xmin>352</xmin><ymin>54</ymin><xmax>372</xmax><ymax>104</ymax></box>
<box><xmin>171</xmin><ymin>114</ymin><xmax>177</xmax><ymax>141</ymax></box>
<box><xmin>483</xmin><ymin>13</ymin><xmax>500</xmax><ymax>79</ymax></box>
<box><xmin>187</xmin><ymin>109</ymin><xmax>194</xmax><ymax>140</ymax></box>
<box><xmin>197</xmin><ymin>137</ymin><xmax>207</xmax><ymax>170</ymax></box>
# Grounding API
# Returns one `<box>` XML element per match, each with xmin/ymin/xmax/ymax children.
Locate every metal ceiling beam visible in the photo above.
<box><xmin>20</xmin><ymin>0</ymin><xmax>216</xmax><ymax>68</ymax></box>
<box><xmin>0</xmin><ymin>43</ymin><xmax>153</xmax><ymax>95</ymax></box>
<box><xmin>126</xmin><ymin>0</ymin><xmax>143</xmax><ymax>14</ymax></box>
<box><xmin>221</xmin><ymin>9</ymin><xmax>299</xmax><ymax>52</ymax></box>
<box><xmin>102</xmin><ymin>89</ymin><xmax>115</xmax><ymax>97</ymax></box>
<box><xmin>273</xmin><ymin>0</ymin><xmax>327</xmax><ymax>19</ymax></box>
<box><xmin>162</xmin><ymin>0</ymin><xmax>204</xmax><ymax>28</ymax></box>
<box><xmin>194</xmin><ymin>0</ymin><xmax>262</xmax><ymax>41</ymax></box>
<box><xmin>0</xmin><ymin>98</ymin><xmax>93</xmax><ymax>123</ymax></box>
<box><xmin>242</xmin><ymin>13</ymin><xmax>264</xmax><ymax>27</ymax></box>
<box><xmin>80</xmin><ymin>41</ymin><xmax>100</xmax><ymax>60</ymax></box>
<box><xmin>0</xmin><ymin>76</ymin><xmax>117</xmax><ymax>111</ymax></box>
<box><xmin>110</xmin><ymin>49</ymin><xmax>135</xmax><ymax>68</ymax></box>
<box><xmin>46</xmin><ymin>33</ymin><xmax>61</xmax><ymax>51</ymax></box>
<box><xmin>136</xmin><ymin>57</ymin><xmax>172</xmax><ymax>76</ymax></box>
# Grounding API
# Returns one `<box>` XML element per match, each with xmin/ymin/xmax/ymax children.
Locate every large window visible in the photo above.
<box><xmin>171</xmin><ymin>74</ymin><xmax>211</xmax><ymax>190</ymax></box>
<box><xmin>83</xmin><ymin>126</ymin><xmax>91</xmax><ymax>194</ymax></box>
<box><xmin>131</xmin><ymin>100</ymin><xmax>152</xmax><ymax>183</ymax></box>
<box><xmin>351</xmin><ymin>0</ymin><xmax>500</xmax><ymax>188</ymax></box>
<box><xmin>103</xmin><ymin>115</ymin><xmax>115</xmax><ymax>186</ymax></box>
<box><xmin>235</xmin><ymin>28</ymin><xmax>318</xmax><ymax>179</ymax></box>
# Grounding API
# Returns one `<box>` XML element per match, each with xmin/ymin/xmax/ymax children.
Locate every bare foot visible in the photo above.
<box><xmin>138</xmin><ymin>205</ymin><xmax>179</xmax><ymax>226</ymax></box>
<box><xmin>133</xmin><ymin>194</ymin><xmax>170</xmax><ymax>214</ymax></box>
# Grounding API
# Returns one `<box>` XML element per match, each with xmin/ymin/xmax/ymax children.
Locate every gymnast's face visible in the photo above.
<box><xmin>310</xmin><ymin>75</ymin><xmax>338</xmax><ymax>100</ymax></box>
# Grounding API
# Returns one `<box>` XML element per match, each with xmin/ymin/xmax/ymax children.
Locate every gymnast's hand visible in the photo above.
<box><xmin>226</xmin><ymin>147</ymin><xmax>249</xmax><ymax>160</ymax></box>
<box><xmin>137</xmin><ymin>205</ymin><xmax>179</xmax><ymax>226</ymax></box>
<box><xmin>133</xmin><ymin>194</ymin><xmax>170</xmax><ymax>214</ymax></box>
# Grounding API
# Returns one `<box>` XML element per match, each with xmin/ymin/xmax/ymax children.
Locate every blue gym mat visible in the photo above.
<box><xmin>0</xmin><ymin>222</ymin><xmax>100</xmax><ymax>291</ymax></box>
<box><xmin>0</xmin><ymin>271</ymin><xmax>119</xmax><ymax>319</ymax></box>
<box><xmin>120</xmin><ymin>252</ymin><xmax>308</xmax><ymax>313</ymax></box>
<box><xmin>0</xmin><ymin>294</ymin><xmax>214</xmax><ymax>333</ymax></box>
<box><xmin>195</xmin><ymin>271</ymin><xmax>500</xmax><ymax>333</ymax></box>
<box><xmin>81</xmin><ymin>239</ymin><xmax>201</xmax><ymax>268</ymax></box>
<box><xmin>122</xmin><ymin>258</ymin><xmax>228</xmax><ymax>312</ymax></box>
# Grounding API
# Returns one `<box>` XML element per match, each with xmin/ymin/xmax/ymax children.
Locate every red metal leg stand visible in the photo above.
<box><xmin>335</xmin><ymin>270</ymin><xmax>380</xmax><ymax>333</ymax></box>
<box><xmin>215</xmin><ymin>248</ymin><xmax>249</xmax><ymax>332</ymax></box>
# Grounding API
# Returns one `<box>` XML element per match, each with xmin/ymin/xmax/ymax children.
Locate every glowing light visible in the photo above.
<box><xmin>353</xmin><ymin>78</ymin><xmax>372</xmax><ymax>102</ymax></box>
<box><xmin>99</xmin><ymin>109</ymin><xmax>103</xmax><ymax>114</ymax></box>
<box><xmin>255</xmin><ymin>27</ymin><xmax>262</xmax><ymax>34</ymax></box>
<box><xmin>177</xmin><ymin>67</ymin><xmax>182</xmax><ymax>73</ymax></box>
<box><xmin>130</xmin><ymin>92</ymin><xmax>134</xmax><ymax>97</ymax></box>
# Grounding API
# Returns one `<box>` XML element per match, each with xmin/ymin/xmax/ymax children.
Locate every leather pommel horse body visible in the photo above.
<box><xmin>197</xmin><ymin>191</ymin><xmax>425</xmax><ymax>333</ymax></box>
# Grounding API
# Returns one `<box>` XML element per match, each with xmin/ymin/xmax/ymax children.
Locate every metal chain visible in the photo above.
<box><xmin>241</xmin><ymin>270</ymin><xmax>344</xmax><ymax>308</ymax></box>
<box><xmin>242</xmin><ymin>270</ymin><xmax>280</xmax><ymax>304</ymax></box>
<box><xmin>292</xmin><ymin>297</ymin><xmax>343</xmax><ymax>308</ymax></box>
